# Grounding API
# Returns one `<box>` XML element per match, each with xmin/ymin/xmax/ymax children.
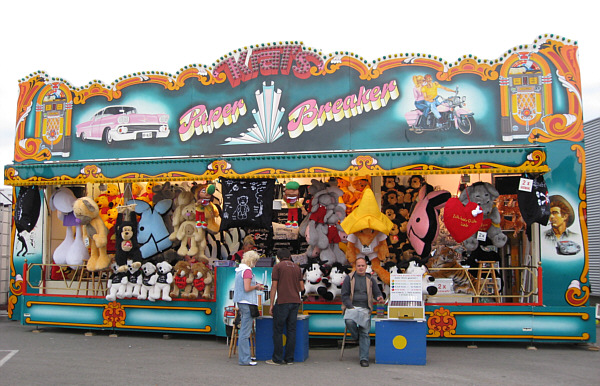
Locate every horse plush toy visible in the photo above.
<box><xmin>406</xmin><ymin>184</ymin><xmax>451</xmax><ymax>260</ymax></box>
<box><xmin>127</xmin><ymin>199</ymin><xmax>173</xmax><ymax>259</ymax></box>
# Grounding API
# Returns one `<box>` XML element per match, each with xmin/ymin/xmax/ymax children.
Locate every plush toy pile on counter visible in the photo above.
<box><xmin>49</xmin><ymin>175</ymin><xmax>511</xmax><ymax>302</ymax></box>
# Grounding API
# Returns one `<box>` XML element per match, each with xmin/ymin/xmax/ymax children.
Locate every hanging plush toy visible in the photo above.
<box><xmin>50</xmin><ymin>187</ymin><xmax>88</xmax><ymax>268</ymax></box>
<box><xmin>192</xmin><ymin>183</ymin><xmax>221</xmax><ymax>233</ymax></box>
<box><xmin>283</xmin><ymin>181</ymin><xmax>302</xmax><ymax>228</ymax></box>
<box><xmin>341</xmin><ymin>188</ymin><xmax>394</xmax><ymax>285</ymax></box>
<box><xmin>406</xmin><ymin>184</ymin><xmax>451</xmax><ymax>260</ymax></box>
<box><xmin>114</xmin><ymin>204</ymin><xmax>143</xmax><ymax>272</ymax></box>
<box><xmin>73</xmin><ymin>197</ymin><xmax>110</xmax><ymax>272</ymax></box>
<box><xmin>458</xmin><ymin>182</ymin><xmax>507</xmax><ymax>252</ymax></box>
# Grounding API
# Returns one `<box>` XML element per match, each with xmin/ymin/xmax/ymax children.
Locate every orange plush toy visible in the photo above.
<box><xmin>341</xmin><ymin>188</ymin><xmax>394</xmax><ymax>285</ymax></box>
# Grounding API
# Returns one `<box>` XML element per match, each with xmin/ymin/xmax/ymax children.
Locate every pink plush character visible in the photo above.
<box><xmin>406</xmin><ymin>184</ymin><xmax>451</xmax><ymax>258</ymax></box>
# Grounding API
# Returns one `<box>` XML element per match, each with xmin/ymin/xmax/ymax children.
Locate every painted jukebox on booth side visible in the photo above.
<box><xmin>34</xmin><ymin>82</ymin><xmax>73</xmax><ymax>157</ymax></box>
<box><xmin>500</xmin><ymin>51</ymin><xmax>553</xmax><ymax>141</ymax></box>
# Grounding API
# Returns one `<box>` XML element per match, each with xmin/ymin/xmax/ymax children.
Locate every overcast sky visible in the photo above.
<box><xmin>1</xmin><ymin>0</ymin><xmax>598</xmax><ymax>188</ymax></box>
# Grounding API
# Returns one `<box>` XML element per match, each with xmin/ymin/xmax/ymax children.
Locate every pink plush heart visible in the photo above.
<box><xmin>443</xmin><ymin>197</ymin><xmax>483</xmax><ymax>242</ymax></box>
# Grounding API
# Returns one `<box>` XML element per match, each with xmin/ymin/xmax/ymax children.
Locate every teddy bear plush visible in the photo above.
<box><xmin>149</xmin><ymin>260</ymin><xmax>173</xmax><ymax>301</ymax></box>
<box><xmin>123</xmin><ymin>258</ymin><xmax>143</xmax><ymax>298</ymax></box>
<box><xmin>137</xmin><ymin>261</ymin><xmax>157</xmax><ymax>301</ymax></box>
<box><xmin>176</xmin><ymin>217</ymin><xmax>207</xmax><ymax>260</ymax></box>
<box><xmin>190</xmin><ymin>261</ymin><xmax>214</xmax><ymax>299</ymax></box>
<box><xmin>459</xmin><ymin>182</ymin><xmax>508</xmax><ymax>252</ymax></box>
<box><xmin>170</xmin><ymin>260</ymin><xmax>193</xmax><ymax>299</ymax></box>
<box><xmin>114</xmin><ymin>205</ymin><xmax>143</xmax><ymax>273</ymax></box>
<box><xmin>106</xmin><ymin>261</ymin><xmax>128</xmax><ymax>302</ymax></box>
<box><xmin>169</xmin><ymin>188</ymin><xmax>195</xmax><ymax>242</ymax></box>
<box><xmin>73</xmin><ymin>196</ymin><xmax>110</xmax><ymax>272</ymax></box>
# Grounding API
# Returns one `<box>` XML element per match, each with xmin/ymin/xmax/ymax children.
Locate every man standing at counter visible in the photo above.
<box><xmin>267</xmin><ymin>248</ymin><xmax>304</xmax><ymax>365</ymax></box>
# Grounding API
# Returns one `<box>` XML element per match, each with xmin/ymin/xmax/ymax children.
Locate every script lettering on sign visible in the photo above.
<box><xmin>213</xmin><ymin>45</ymin><xmax>325</xmax><ymax>88</ymax></box>
<box><xmin>178</xmin><ymin>99</ymin><xmax>247</xmax><ymax>142</ymax></box>
<box><xmin>287</xmin><ymin>80</ymin><xmax>400</xmax><ymax>138</ymax></box>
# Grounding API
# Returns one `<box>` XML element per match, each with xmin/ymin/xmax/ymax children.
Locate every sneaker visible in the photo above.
<box><xmin>266</xmin><ymin>359</ymin><xmax>282</xmax><ymax>365</ymax></box>
<box><xmin>360</xmin><ymin>360</ymin><xmax>369</xmax><ymax>367</ymax></box>
<box><xmin>285</xmin><ymin>361</ymin><xmax>294</xmax><ymax>365</ymax></box>
<box><xmin>250</xmin><ymin>356</ymin><xmax>256</xmax><ymax>361</ymax></box>
<box><xmin>249</xmin><ymin>361</ymin><xmax>257</xmax><ymax>366</ymax></box>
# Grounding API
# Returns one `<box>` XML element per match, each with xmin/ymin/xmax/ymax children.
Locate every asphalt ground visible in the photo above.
<box><xmin>0</xmin><ymin>313</ymin><xmax>598</xmax><ymax>386</ymax></box>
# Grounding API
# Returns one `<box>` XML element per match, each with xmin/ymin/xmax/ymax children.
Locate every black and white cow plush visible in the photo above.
<box><xmin>301</xmin><ymin>259</ymin><xmax>329</xmax><ymax>296</ymax></box>
<box><xmin>318</xmin><ymin>263</ymin><xmax>350</xmax><ymax>301</ymax></box>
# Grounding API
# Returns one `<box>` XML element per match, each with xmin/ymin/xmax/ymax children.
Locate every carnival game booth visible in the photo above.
<box><xmin>5</xmin><ymin>35</ymin><xmax>596</xmax><ymax>344</ymax></box>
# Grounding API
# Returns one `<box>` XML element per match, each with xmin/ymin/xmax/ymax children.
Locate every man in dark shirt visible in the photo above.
<box><xmin>266</xmin><ymin>249</ymin><xmax>304</xmax><ymax>365</ymax></box>
<box><xmin>341</xmin><ymin>257</ymin><xmax>384</xmax><ymax>367</ymax></box>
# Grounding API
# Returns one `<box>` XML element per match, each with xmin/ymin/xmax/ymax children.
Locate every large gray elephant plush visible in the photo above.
<box><xmin>459</xmin><ymin>182</ymin><xmax>508</xmax><ymax>252</ymax></box>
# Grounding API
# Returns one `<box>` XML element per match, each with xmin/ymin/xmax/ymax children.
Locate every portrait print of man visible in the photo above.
<box><xmin>543</xmin><ymin>195</ymin><xmax>581</xmax><ymax>255</ymax></box>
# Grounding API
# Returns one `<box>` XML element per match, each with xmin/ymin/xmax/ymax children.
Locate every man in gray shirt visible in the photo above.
<box><xmin>341</xmin><ymin>257</ymin><xmax>384</xmax><ymax>367</ymax></box>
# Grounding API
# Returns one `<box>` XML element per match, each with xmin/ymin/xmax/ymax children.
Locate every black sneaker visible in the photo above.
<box><xmin>360</xmin><ymin>360</ymin><xmax>369</xmax><ymax>367</ymax></box>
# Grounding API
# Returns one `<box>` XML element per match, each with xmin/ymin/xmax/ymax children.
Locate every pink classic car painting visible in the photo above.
<box><xmin>76</xmin><ymin>105</ymin><xmax>169</xmax><ymax>144</ymax></box>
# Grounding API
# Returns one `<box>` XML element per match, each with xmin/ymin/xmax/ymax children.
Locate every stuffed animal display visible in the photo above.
<box><xmin>73</xmin><ymin>196</ymin><xmax>110</xmax><ymax>272</ymax></box>
<box><xmin>138</xmin><ymin>261</ymin><xmax>158</xmax><ymax>300</ymax></box>
<box><xmin>458</xmin><ymin>182</ymin><xmax>507</xmax><ymax>252</ymax></box>
<box><xmin>301</xmin><ymin>260</ymin><xmax>328</xmax><ymax>296</ymax></box>
<box><xmin>190</xmin><ymin>261</ymin><xmax>213</xmax><ymax>299</ymax></box>
<box><xmin>406</xmin><ymin>261</ymin><xmax>438</xmax><ymax>296</ymax></box>
<box><xmin>150</xmin><ymin>260</ymin><xmax>173</xmax><ymax>301</ymax></box>
<box><xmin>50</xmin><ymin>187</ymin><xmax>89</xmax><ymax>268</ymax></box>
<box><xmin>341</xmin><ymin>187</ymin><xmax>394</xmax><ymax>285</ymax></box>
<box><xmin>406</xmin><ymin>184</ymin><xmax>451</xmax><ymax>260</ymax></box>
<box><xmin>317</xmin><ymin>263</ymin><xmax>349</xmax><ymax>301</ymax></box>
<box><xmin>114</xmin><ymin>204</ymin><xmax>142</xmax><ymax>272</ymax></box>
<box><xmin>123</xmin><ymin>258</ymin><xmax>143</xmax><ymax>298</ymax></box>
<box><xmin>170</xmin><ymin>260</ymin><xmax>193</xmax><ymax>299</ymax></box>
<box><xmin>106</xmin><ymin>261</ymin><xmax>128</xmax><ymax>302</ymax></box>
<box><xmin>192</xmin><ymin>183</ymin><xmax>221</xmax><ymax>233</ymax></box>
<box><xmin>299</xmin><ymin>179</ymin><xmax>347</xmax><ymax>265</ymax></box>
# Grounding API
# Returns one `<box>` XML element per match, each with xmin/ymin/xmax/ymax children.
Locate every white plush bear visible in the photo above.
<box><xmin>138</xmin><ymin>261</ymin><xmax>157</xmax><ymax>301</ymax></box>
<box><xmin>123</xmin><ymin>259</ymin><xmax>143</xmax><ymax>298</ymax></box>
<box><xmin>106</xmin><ymin>261</ymin><xmax>128</xmax><ymax>302</ymax></box>
<box><xmin>149</xmin><ymin>260</ymin><xmax>173</xmax><ymax>301</ymax></box>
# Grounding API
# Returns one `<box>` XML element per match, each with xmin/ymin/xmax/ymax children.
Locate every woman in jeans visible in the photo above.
<box><xmin>233</xmin><ymin>250</ymin><xmax>263</xmax><ymax>366</ymax></box>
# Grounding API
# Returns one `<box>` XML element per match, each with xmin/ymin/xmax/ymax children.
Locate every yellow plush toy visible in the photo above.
<box><xmin>341</xmin><ymin>188</ymin><xmax>393</xmax><ymax>285</ymax></box>
<box><xmin>73</xmin><ymin>197</ymin><xmax>110</xmax><ymax>272</ymax></box>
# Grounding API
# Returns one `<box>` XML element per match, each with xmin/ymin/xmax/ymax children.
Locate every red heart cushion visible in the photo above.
<box><xmin>443</xmin><ymin>197</ymin><xmax>483</xmax><ymax>242</ymax></box>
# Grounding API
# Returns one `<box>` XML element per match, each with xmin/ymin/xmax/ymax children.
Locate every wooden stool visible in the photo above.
<box><xmin>475</xmin><ymin>261</ymin><xmax>500</xmax><ymax>303</ymax></box>
<box><xmin>228</xmin><ymin>308</ymin><xmax>256</xmax><ymax>358</ymax></box>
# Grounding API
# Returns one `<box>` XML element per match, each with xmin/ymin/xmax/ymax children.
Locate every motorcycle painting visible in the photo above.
<box><xmin>405</xmin><ymin>87</ymin><xmax>476</xmax><ymax>135</ymax></box>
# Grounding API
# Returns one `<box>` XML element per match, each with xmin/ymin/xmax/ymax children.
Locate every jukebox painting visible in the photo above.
<box><xmin>34</xmin><ymin>82</ymin><xmax>73</xmax><ymax>157</ymax></box>
<box><xmin>500</xmin><ymin>52</ymin><xmax>553</xmax><ymax>141</ymax></box>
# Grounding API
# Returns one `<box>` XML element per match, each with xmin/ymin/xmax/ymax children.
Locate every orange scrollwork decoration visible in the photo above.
<box><xmin>103</xmin><ymin>301</ymin><xmax>127</xmax><ymax>327</ymax></box>
<box><xmin>427</xmin><ymin>307</ymin><xmax>457</xmax><ymax>338</ymax></box>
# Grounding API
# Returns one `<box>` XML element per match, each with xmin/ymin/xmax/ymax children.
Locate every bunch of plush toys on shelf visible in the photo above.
<box><xmin>50</xmin><ymin>173</ymin><xmax>512</xmax><ymax>302</ymax></box>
